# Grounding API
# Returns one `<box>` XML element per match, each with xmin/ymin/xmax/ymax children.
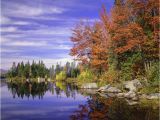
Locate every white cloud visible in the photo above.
<box><xmin>1</xmin><ymin>16</ymin><xmax>37</xmax><ymax>26</ymax></box>
<box><xmin>0</xmin><ymin>37</ymin><xmax>10</xmax><ymax>43</ymax></box>
<box><xmin>3</xmin><ymin>2</ymin><xmax>66</xmax><ymax>18</ymax></box>
<box><xmin>3</xmin><ymin>40</ymin><xmax>48</xmax><ymax>47</ymax></box>
<box><xmin>1</xmin><ymin>48</ymin><xmax>20</xmax><ymax>53</ymax></box>
<box><xmin>0</xmin><ymin>16</ymin><xmax>11</xmax><ymax>24</ymax></box>
<box><xmin>0</xmin><ymin>27</ymin><xmax>17</xmax><ymax>32</ymax></box>
<box><xmin>1</xmin><ymin>56</ymin><xmax>74</xmax><ymax>69</ymax></box>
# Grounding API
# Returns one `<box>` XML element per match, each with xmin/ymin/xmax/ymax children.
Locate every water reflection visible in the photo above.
<box><xmin>7</xmin><ymin>81</ymin><xmax>78</xmax><ymax>100</ymax></box>
<box><xmin>3</xmin><ymin>81</ymin><xmax>159</xmax><ymax>120</ymax></box>
<box><xmin>70</xmin><ymin>95</ymin><xmax>159</xmax><ymax>120</ymax></box>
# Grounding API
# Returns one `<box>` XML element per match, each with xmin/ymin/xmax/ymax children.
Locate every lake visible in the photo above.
<box><xmin>1</xmin><ymin>80</ymin><xmax>159</xmax><ymax>120</ymax></box>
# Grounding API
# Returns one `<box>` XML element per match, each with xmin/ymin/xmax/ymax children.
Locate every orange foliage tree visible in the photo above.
<box><xmin>70</xmin><ymin>0</ymin><xmax>159</xmax><ymax>80</ymax></box>
<box><xmin>70</xmin><ymin>21</ymin><xmax>109</xmax><ymax>74</ymax></box>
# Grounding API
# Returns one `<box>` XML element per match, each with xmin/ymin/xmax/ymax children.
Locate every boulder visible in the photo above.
<box><xmin>116</xmin><ymin>93</ymin><xmax>125</xmax><ymax>98</ymax></box>
<box><xmin>123</xmin><ymin>79</ymin><xmax>142</xmax><ymax>92</ymax></box>
<box><xmin>126</xmin><ymin>99</ymin><xmax>138</xmax><ymax>105</ymax></box>
<box><xmin>81</xmin><ymin>83</ymin><xmax>98</xmax><ymax>89</ymax></box>
<box><xmin>97</xmin><ymin>85</ymin><xmax>121</xmax><ymax>93</ymax></box>
<box><xmin>106</xmin><ymin>87</ymin><xmax>122</xmax><ymax>93</ymax></box>
<box><xmin>97</xmin><ymin>84</ymin><xmax>111</xmax><ymax>92</ymax></box>
<box><xmin>124</xmin><ymin>91</ymin><xmax>137</xmax><ymax>99</ymax></box>
<box><xmin>97</xmin><ymin>84</ymin><xmax>121</xmax><ymax>93</ymax></box>
<box><xmin>147</xmin><ymin>93</ymin><xmax>160</xmax><ymax>100</ymax></box>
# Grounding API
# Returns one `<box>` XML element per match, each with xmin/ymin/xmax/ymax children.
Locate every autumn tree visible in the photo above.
<box><xmin>90</xmin><ymin>22</ymin><xmax>108</xmax><ymax>74</ymax></box>
<box><xmin>70</xmin><ymin>22</ymin><xmax>92</xmax><ymax>65</ymax></box>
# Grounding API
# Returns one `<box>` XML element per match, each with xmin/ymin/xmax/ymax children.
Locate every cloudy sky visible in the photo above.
<box><xmin>1</xmin><ymin>0</ymin><xmax>113</xmax><ymax>69</ymax></box>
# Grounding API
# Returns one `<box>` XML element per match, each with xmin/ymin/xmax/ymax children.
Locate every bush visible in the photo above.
<box><xmin>100</xmin><ymin>66</ymin><xmax>119</xmax><ymax>83</ymax></box>
<box><xmin>120</xmin><ymin>53</ymin><xmax>142</xmax><ymax>81</ymax></box>
<box><xmin>56</xmin><ymin>71</ymin><xmax>66</xmax><ymax>81</ymax></box>
<box><xmin>145</xmin><ymin>62</ymin><xmax>159</xmax><ymax>87</ymax></box>
<box><xmin>77</xmin><ymin>69</ymin><xmax>94</xmax><ymax>83</ymax></box>
<box><xmin>120</xmin><ymin>62</ymin><xmax>133</xmax><ymax>81</ymax></box>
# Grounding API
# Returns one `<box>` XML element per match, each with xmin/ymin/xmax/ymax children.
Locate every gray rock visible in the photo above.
<box><xmin>147</xmin><ymin>93</ymin><xmax>160</xmax><ymax>100</ymax></box>
<box><xmin>107</xmin><ymin>93</ymin><xmax>117</xmax><ymax>97</ymax></box>
<box><xmin>124</xmin><ymin>91</ymin><xmax>137</xmax><ymax>99</ymax></box>
<box><xmin>81</xmin><ymin>83</ymin><xmax>98</xmax><ymax>89</ymax></box>
<box><xmin>123</xmin><ymin>79</ymin><xmax>142</xmax><ymax>92</ymax></box>
<box><xmin>97</xmin><ymin>85</ymin><xmax>121</xmax><ymax>93</ymax></box>
<box><xmin>106</xmin><ymin>87</ymin><xmax>122</xmax><ymax>93</ymax></box>
<box><xmin>132</xmin><ymin>97</ymin><xmax>139</xmax><ymax>101</ymax></box>
<box><xmin>126</xmin><ymin>99</ymin><xmax>138</xmax><ymax>105</ymax></box>
<box><xmin>97</xmin><ymin>84</ymin><xmax>111</xmax><ymax>92</ymax></box>
<box><xmin>117</xmin><ymin>93</ymin><xmax>124</xmax><ymax>98</ymax></box>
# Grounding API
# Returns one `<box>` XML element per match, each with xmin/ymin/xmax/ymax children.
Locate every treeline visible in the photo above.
<box><xmin>70</xmin><ymin>0</ymin><xmax>159</xmax><ymax>83</ymax></box>
<box><xmin>7</xmin><ymin>61</ymin><xmax>49</xmax><ymax>78</ymax></box>
<box><xmin>7</xmin><ymin>61</ymin><xmax>80</xmax><ymax>80</ymax></box>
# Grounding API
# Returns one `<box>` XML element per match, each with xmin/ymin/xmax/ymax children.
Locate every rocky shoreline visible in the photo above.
<box><xmin>80</xmin><ymin>79</ymin><xmax>160</xmax><ymax>105</ymax></box>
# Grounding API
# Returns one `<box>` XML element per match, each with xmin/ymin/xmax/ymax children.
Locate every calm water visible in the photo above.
<box><xmin>1</xmin><ymin>80</ymin><xmax>159</xmax><ymax>120</ymax></box>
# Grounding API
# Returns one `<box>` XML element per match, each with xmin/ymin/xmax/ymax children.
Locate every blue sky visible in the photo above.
<box><xmin>1</xmin><ymin>0</ymin><xmax>114</xmax><ymax>69</ymax></box>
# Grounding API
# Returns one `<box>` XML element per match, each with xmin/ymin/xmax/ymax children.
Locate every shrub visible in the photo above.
<box><xmin>100</xmin><ymin>66</ymin><xmax>119</xmax><ymax>83</ymax></box>
<box><xmin>120</xmin><ymin>53</ymin><xmax>142</xmax><ymax>81</ymax></box>
<box><xmin>145</xmin><ymin>62</ymin><xmax>159</xmax><ymax>87</ymax></box>
<box><xmin>120</xmin><ymin>62</ymin><xmax>133</xmax><ymax>81</ymax></box>
<box><xmin>56</xmin><ymin>71</ymin><xmax>66</xmax><ymax>81</ymax></box>
<box><xmin>77</xmin><ymin>69</ymin><xmax>94</xmax><ymax>83</ymax></box>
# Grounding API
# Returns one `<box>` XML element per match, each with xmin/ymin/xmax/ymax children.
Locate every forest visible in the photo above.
<box><xmin>7</xmin><ymin>61</ymin><xmax>80</xmax><ymax>81</ymax></box>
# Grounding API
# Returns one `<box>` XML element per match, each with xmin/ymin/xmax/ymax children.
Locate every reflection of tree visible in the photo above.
<box><xmin>70</xmin><ymin>95</ymin><xmax>159</xmax><ymax>120</ymax></box>
<box><xmin>55</xmin><ymin>82</ymin><xmax>78</xmax><ymax>99</ymax></box>
<box><xmin>70</xmin><ymin>104</ymin><xmax>89</xmax><ymax>120</ymax></box>
<box><xmin>7</xmin><ymin>82</ymin><xmax>49</xmax><ymax>99</ymax></box>
<box><xmin>7</xmin><ymin>81</ymin><xmax>80</xmax><ymax>100</ymax></box>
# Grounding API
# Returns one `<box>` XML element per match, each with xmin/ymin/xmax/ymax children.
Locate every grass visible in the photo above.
<box><xmin>140</xmin><ymin>86</ymin><xmax>159</xmax><ymax>94</ymax></box>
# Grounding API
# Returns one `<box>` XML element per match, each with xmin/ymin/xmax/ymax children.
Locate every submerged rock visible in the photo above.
<box><xmin>123</xmin><ymin>79</ymin><xmax>142</xmax><ymax>92</ymax></box>
<box><xmin>81</xmin><ymin>83</ymin><xmax>98</xmax><ymax>89</ymax></box>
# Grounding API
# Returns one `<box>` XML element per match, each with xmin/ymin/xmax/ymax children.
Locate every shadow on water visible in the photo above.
<box><xmin>2</xmin><ymin>81</ymin><xmax>159</xmax><ymax>120</ymax></box>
